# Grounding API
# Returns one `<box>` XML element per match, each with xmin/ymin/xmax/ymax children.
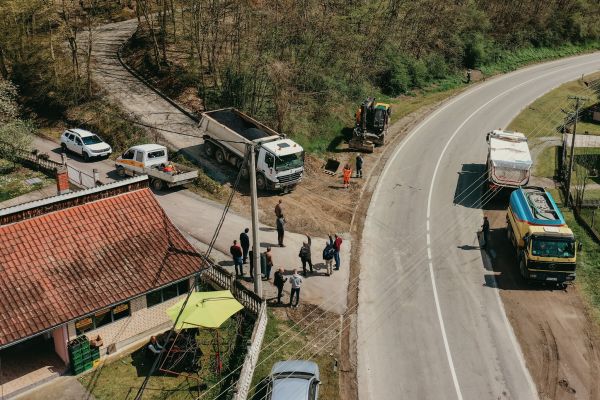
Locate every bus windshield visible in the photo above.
<box><xmin>531</xmin><ymin>238</ymin><xmax>575</xmax><ymax>258</ymax></box>
<box><xmin>275</xmin><ymin>152</ymin><xmax>304</xmax><ymax>171</ymax></box>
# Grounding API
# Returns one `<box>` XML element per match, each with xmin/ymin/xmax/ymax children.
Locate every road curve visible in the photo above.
<box><xmin>357</xmin><ymin>53</ymin><xmax>600</xmax><ymax>400</ymax></box>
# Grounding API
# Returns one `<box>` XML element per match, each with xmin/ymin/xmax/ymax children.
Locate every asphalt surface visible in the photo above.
<box><xmin>357</xmin><ymin>53</ymin><xmax>600</xmax><ymax>400</ymax></box>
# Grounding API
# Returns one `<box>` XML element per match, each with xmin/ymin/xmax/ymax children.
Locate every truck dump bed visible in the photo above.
<box><xmin>487</xmin><ymin>130</ymin><xmax>532</xmax><ymax>187</ymax></box>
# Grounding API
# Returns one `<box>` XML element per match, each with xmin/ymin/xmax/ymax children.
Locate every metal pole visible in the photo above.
<box><xmin>566</xmin><ymin>96</ymin><xmax>588</xmax><ymax>207</ymax></box>
<box><xmin>248</xmin><ymin>143</ymin><xmax>262</xmax><ymax>296</ymax></box>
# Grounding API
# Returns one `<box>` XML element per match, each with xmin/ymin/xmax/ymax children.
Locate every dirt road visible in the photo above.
<box><xmin>485</xmin><ymin>206</ymin><xmax>600</xmax><ymax>400</ymax></box>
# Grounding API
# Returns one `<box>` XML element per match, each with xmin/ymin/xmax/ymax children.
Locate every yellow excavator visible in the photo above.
<box><xmin>349</xmin><ymin>97</ymin><xmax>391</xmax><ymax>153</ymax></box>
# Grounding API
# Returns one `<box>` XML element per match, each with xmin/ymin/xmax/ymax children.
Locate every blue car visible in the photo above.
<box><xmin>267</xmin><ymin>360</ymin><xmax>321</xmax><ymax>400</ymax></box>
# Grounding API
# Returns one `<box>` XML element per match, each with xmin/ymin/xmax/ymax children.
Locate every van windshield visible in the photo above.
<box><xmin>275</xmin><ymin>152</ymin><xmax>304</xmax><ymax>171</ymax></box>
<box><xmin>82</xmin><ymin>135</ymin><xmax>103</xmax><ymax>145</ymax></box>
<box><xmin>531</xmin><ymin>238</ymin><xmax>575</xmax><ymax>258</ymax></box>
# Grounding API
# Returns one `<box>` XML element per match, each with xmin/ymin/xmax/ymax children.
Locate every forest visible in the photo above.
<box><xmin>0</xmin><ymin>0</ymin><xmax>599</xmax><ymax>151</ymax></box>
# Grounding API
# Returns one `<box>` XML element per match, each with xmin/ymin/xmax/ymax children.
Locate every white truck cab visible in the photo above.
<box><xmin>115</xmin><ymin>144</ymin><xmax>198</xmax><ymax>190</ymax></box>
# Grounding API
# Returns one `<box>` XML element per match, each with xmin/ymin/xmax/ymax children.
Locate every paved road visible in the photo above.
<box><xmin>357</xmin><ymin>53</ymin><xmax>600</xmax><ymax>400</ymax></box>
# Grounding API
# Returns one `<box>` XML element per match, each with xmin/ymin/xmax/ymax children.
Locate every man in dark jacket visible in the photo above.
<box><xmin>356</xmin><ymin>154</ymin><xmax>364</xmax><ymax>178</ymax></box>
<box><xmin>230</xmin><ymin>240</ymin><xmax>243</xmax><ymax>277</ymax></box>
<box><xmin>273</xmin><ymin>267</ymin><xmax>287</xmax><ymax>304</ymax></box>
<box><xmin>276</xmin><ymin>214</ymin><xmax>286</xmax><ymax>247</ymax></box>
<box><xmin>298</xmin><ymin>234</ymin><xmax>313</xmax><ymax>276</ymax></box>
<box><xmin>240</xmin><ymin>228</ymin><xmax>250</xmax><ymax>264</ymax></box>
<box><xmin>323</xmin><ymin>236</ymin><xmax>335</xmax><ymax>276</ymax></box>
<box><xmin>481</xmin><ymin>216</ymin><xmax>490</xmax><ymax>249</ymax></box>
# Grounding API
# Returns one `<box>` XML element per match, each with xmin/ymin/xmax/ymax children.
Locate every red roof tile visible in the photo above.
<box><xmin>0</xmin><ymin>188</ymin><xmax>202</xmax><ymax>347</ymax></box>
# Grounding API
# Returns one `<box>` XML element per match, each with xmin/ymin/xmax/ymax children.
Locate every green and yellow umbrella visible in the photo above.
<box><xmin>166</xmin><ymin>290</ymin><xmax>244</xmax><ymax>329</ymax></box>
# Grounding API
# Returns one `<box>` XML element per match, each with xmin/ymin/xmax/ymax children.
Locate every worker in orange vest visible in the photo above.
<box><xmin>342</xmin><ymin>164</ymin><xmax>352</xmax><ymax>189</ymax></box>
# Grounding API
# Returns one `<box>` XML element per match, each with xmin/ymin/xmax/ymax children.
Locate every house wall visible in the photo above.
<box><xmin>67</xmin><ymin>277</ymin><xmax>195</xmax><ymax>359</ymax></box>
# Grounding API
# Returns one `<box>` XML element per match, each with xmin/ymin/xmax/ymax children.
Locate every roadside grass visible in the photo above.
<box><xmin>79</xmin><ymin>315</ymin><xmax>250</xmax><ymax>399</ymax></box>
<box><xmin>508</xmin><ymin>71</ymin><xmax>600</xmax><ymax>137</ymax></box>
<box><xmin>249</xmin><ymin>309</ymin><xmax>339</xmax><ymax>400</ymax></box>
<box><xmin>562</xmin><ymin>210</ymin><xmax>600</xmax><ymax>321</ymax></box>
<box><xmin>480</xmin><ymin>42</ymin><xmax>600</xmax><ymax>75</ymax></box>
<box><xmin>0</xmin><ymin>158</ymin><xmax>54</xmax><ymax>202</ymax></box>
<box><xmin>533</xmin><ymin>146</ymin><xmax>559</xmax><ymax>178</ymax></box>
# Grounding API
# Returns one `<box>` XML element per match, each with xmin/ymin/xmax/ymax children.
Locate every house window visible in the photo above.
<box><xmin>75</xmin><ymin>301</ymin><xmax>131</xmax><ymax>335</ymax></box>
<box><xmin>146</xmin><ymin>280</ymin><xmax>190</xmax><ymax>308</ymax></box>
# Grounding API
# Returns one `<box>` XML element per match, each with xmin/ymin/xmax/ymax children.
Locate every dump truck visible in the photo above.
<box><xmin>199</xmin><ymin>108</ymin><xmax>304</xmax><ymax>191</ymax></box>
<box><xmin>486</xmin><ymin>130</ymin><xmax>532</xmax><ymax>189</ymax></box>
<box><xmin>348</xmin><ymin>98</ymin><xmax>391</xmax><ymax>153</ymax></box>
<box><xmin>115</xmin><ymin>144</ymin><xmax>198</xmax><ymax>191</ymax></box>
<box><xmin>506</xmin><ymin>186</ymin><xmax>577</xmax><ymax>284</ymax></box>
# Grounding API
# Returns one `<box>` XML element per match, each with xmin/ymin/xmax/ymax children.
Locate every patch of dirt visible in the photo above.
<box><xmin>485</xmin><ymin>208</ymin><xmax>600</xmax><ymax>400</ymax></box>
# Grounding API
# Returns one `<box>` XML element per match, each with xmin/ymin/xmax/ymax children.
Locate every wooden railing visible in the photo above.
<box><xmin>202</xmin><ymin>262</ymin><xmax>263</xmax><ymax>316</ymax></box>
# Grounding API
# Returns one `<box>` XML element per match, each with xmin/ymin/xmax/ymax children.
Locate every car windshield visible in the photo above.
<box><xmin>81</xmin><ymin>135</ymin><xmax>103</xmax><ymax>145</ymax></box>
<box><xmin>275</xmin><ymin>152</ymin><xmax>304</xmax><ymax>171</ymax></box>
<box><xmin>531</xmin><ymin>238</ymin><xmax>575</xmax><ymax>258</ymax></box>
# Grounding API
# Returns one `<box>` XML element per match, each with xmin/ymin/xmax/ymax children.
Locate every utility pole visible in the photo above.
<box><xmin>248</xmin><ymin>143</ymin><xmax>262</xmax><ymax>297</ymax></box>
<box><xmin>565</xmin><ymin>95</ymin><xmax>588</xmax><ymax>207</ymax></box>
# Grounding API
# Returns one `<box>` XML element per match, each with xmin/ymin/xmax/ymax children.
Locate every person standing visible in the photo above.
<box><xmin>333</xmin><ymin>234</ymin><xmax>343</xmax><ymax>270</ymax></box>
<box><xmin>342</xmin><ymin>164</ymin><xmax>352</xmax><ymax>189</ymax></box>
<box><xmin>264</xmin><ymin>247</ymin><xmax>274</xmax><ymax>280</ymax></box>
<box><xmin>289</xmin><ymin>269</ymin><xmax>303</xmax><ymax>308</ymax></box>
<box><xmin>323</xmin><ymin>236</ymin><xmax>335</xmax><ymax>276</ymax></box>
<box><xmin>276</xmin><ymin>214</ymin><xmax>286</xmax><ymax>247</ymax></box>
<box><xmin>230</xmin><ymin>240</ymin><xmax>243</xmax><ymax>277</ymax></box>
<box><xmin>240</xmin><ymin>228</ymin><xmax>250</xmax><ymax>264</ymax></box>
<box><xmin>298</xmin><ymin>234</ymin><xmax>313</xmax><ymax>276</ymax></box>
<box><xmin>273</xmin><ymin>267</ymin><xmax>287</xmax><ymax>304</ymax></box>
<box><xmin>275</xmin><ymin>199</ymin><xmax>283</xmax><ymax>219</ymax></box>
<box><xmin>356</xmin><ymin>154</ymin><xmax>364</xmax><ymax>178</ymax></box>
<box><xmin>481</xmin><ymin>216</ymin><xmax>490</xmax><ymax>249</ymax></box>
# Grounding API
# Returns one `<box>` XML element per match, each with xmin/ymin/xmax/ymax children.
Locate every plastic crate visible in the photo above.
<box><xmin>71</xmin><ymin>352</ymin><xmax>83</xmax><ymax>365</ymax></box>
<box><xmin>91</xmin><ymin>347</ymin><xmax>100</xmax><ymax>360</ymax></box>
<box><xmin>84</xmin><ymin>361</ymin><xmax>93</xmax><ymax>371</ymax></box>
<box><xmin>72</xmin><ymin>364</ymin><xmax>85</xmax><ymax>375</ymax></box>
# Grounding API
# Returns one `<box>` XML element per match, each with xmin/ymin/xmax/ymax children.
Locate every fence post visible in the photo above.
<box><xmin>93</xmin><ymin>169</ymin><xmax>99</xmax><ymax>187</ymax></box>
<box><xmin>61</xmin><ymin>153</ymin><xmax>67</xmax><ymax>166</ymax></box>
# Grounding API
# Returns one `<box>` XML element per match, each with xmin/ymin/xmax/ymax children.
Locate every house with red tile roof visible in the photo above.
<box><xmin>0</xmin><ymin>176</ymin><xmax>205</xmax><ymax>396</ymax></box>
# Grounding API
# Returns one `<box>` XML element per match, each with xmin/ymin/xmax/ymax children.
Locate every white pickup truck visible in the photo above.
<box><xmin>486</xmin><ymin>130</ymin><xmax>532</xmax><ymax>189</ymax></box>
<box><xmin>115</xmin><ymin>144</ymin><xmax>198</xmax><ymax>190</ymax></box>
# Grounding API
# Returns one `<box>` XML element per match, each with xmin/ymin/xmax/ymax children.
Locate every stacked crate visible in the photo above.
<box><xmin>68</xmin><ymin>335</ymin><xmax>101</xmax><ymax>374</ymax></box>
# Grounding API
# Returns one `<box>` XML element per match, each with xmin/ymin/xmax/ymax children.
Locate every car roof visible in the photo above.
<box><xmin>129</xmin><ymin>144</ymin><xmax>167</xmax><ymax>153</ymax></box>
<box><xmin>271</xmin><ymin>377</ymin><xmax>311</xmax><ymax>400</ymax></box>
<box><xmin>271</xmin><ymin>360</ymin><xmax>319</xmax><ymax>377</ymax></box>
<box><xmin>67</xmin><ymin>128</ymin><xmax>95</xmax><ymax>137</ymax></box>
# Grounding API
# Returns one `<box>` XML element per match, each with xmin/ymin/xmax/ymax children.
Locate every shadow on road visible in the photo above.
<box><xmin>453</xmin><ymin>163</ymin><xmax>511</xmax><ymax>210</ymax></box>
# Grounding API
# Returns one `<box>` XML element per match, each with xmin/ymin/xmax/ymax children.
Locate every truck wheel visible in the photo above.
<box><xmin>215</xmin><ymin>149</ymin><xmax>226</xmax><ymax>164</ymax></box>
<box><xmin>256</xmin><ymin>173</ymin><xmax>267</xmax><ymax>190</ymax></box>
<box><xmin>205</xmin><ymin>142</ymin><xmax>215</xmax><ymax>158</ymax></box>
<box><xmin>83</xmin><ymin>151</ymin><xmax>90</xmax><ymax>162</ymax></box>
<box><xmin>61</xmin><ymin>143</ymin><xmax>67</xmax><ymax>153</ymax></box>
<box><xmin>236</xmin><ymin>159</ymin><xmax>249</xmax><ymax>178</ymax></box>
<box><xmin>151</xmin><ymin>178</ymin><xmax>165</xmax><ymax>191</ymax></box>
<box><xmin>116</xmin><ymin>166</ymin><xmax>126</xmax><ymax>177</ymax></box>
<box><xmin>519</xmin><ymin>258</ymin><xmax>528</xmax><ymax>281</ymax></box>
